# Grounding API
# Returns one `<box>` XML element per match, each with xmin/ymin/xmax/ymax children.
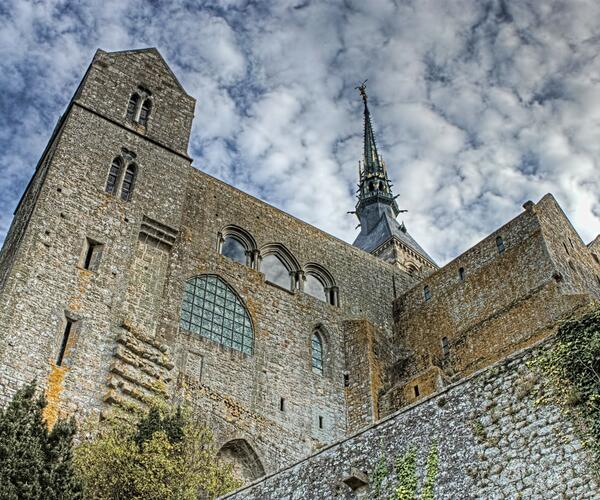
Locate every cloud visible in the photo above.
<box><xmin>0</xmin><ymin>0</ymin><xmax>599</xmax><ymax>266</ymax></box>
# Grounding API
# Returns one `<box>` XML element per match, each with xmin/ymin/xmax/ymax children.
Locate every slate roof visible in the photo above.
<box><xmin>353</xmin><ymin>211</ymin><xmax>436</xmax><ymax>265</ymax></box>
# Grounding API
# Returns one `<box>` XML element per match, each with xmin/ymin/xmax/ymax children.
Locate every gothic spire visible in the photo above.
<box><xmin>354</xmin><ymin>81</ymin><xmax>399</xmax><ymax>219</ymax></box>
<box><xmin>352</xmin><ymin>82</ymin><xmax>438</xmax><ymax>270</ymax></box>
<box><xmin>358</xmin><ymin>81</ymin><xmax>384</xmax><ymax>175</ymax></box>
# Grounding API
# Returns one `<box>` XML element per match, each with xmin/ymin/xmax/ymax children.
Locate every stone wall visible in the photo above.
<box><xmin>0</xmin><ymin>48</ymin><xmax>416</xmax><ymax>480</ymax></box>
<box><xmin>225</xmin><ymin>340</ymin><xmax>599</xmax><ymax>499</ymax></box>
<box><xmin>383</xmin><ymin>195</ymin><xmax>599</xmax><ymax>413</ymax></box>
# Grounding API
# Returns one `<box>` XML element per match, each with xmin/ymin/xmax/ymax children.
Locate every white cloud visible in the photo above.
<box><xmin>0</xmin><ymin>0</ymin><xmax>599</xmax><ymax>265</ymax></box>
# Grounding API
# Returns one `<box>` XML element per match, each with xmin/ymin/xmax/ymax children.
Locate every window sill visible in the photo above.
<box><xmin>265</xmin><ymin>280</ymin><xmax>295</xmax><ymax>295</ymax></box>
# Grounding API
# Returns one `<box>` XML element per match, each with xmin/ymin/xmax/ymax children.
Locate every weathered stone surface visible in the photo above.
<box><xmin>0</xmin><ymin>47</ymin><xmax>599</xmax><ymax>493</ymax></box>
<box><xmin>225</xmin><ymin>343</ymin><xmax>600</xmax><ymax>499</ymax></box>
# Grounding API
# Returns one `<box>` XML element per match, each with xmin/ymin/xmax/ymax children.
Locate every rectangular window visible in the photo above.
<box><xmin>318</xmin><ymin>416</ymin><xmax>323</xmax><ymax>429</ymax></box>
<box><xmin>414</xmin><ymin>385</ymin><xmax>420</xmax><ymax>397</ymax></box>
<box><xmin>57</xmin><ymin>318</ymin><xmax>76</xmax><ymax>366</ymax></box>
<box><xmin>280</xmin><ymin>397</ymin><xmax>285</xmax><ymax>412</ymax></box>
<box><xmin>81</xmin><ymin>238</ymin><xmax>103</xmax><ymax>271</ymax></box>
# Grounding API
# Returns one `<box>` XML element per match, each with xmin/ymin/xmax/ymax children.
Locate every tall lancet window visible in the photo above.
<box><xmin>126</xmin><ymin>93</ymin><xmax>140</xmax><ymax>120</ymax></box>
<box><xmin>105</xmin><ymin>157</ymin><xmax>122</xmax><ymax>194</ymax></box>
<box><xmin>311</xmin><ymin>332</ymin><xmax>323</xmax><ymax>375</ymax></box>
<box><xmin>120</xmin><ymin>164</ymin><xmax>136</xmax><ymax>201</ymax></box>
<box><xmin>139</xmin><ymin>99</ymin><xmax>152</xmax><ymax>125</ymax></box>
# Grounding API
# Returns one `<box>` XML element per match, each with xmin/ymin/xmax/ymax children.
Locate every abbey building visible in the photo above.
<box><xmin>0</xmin><ymin>48</ymin><xmax>599</xmax><ymax>495</ymax></box>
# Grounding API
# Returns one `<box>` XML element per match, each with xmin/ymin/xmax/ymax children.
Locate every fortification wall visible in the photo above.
<box><xmin>383</xmin><ymin>196</ymin><xmax>598</xmax><ymax>412</ymax></box>
<box><xmin>225</xmin><ymin>340</ymin><xmax>599</xmax><ymax>499</ymax></box>
<box><xmin>535</xmin><ymin>195</ymin><xmax>600</xmax><ymax>300</ymax></box>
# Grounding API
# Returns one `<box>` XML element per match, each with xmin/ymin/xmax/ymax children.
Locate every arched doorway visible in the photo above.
<box><xmin>218</xmin><ymin>439</ymin><xmax>265</xmax><ymax>484</ymax></box>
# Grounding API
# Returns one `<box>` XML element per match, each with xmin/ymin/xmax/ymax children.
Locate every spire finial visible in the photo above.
<box><xmin>356</xmin><ymin>79</ymin><xmax>368</xmax><ymax>104</ymax></box>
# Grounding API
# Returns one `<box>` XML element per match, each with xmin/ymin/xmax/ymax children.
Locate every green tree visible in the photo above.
<box><xmin>74</xmin><ymin>402</ymin><xmax>240</xmax><ymax>499</ymax></box>
<box><xmin>0</xmin><ymin>380</ymin><xmax>81</xmax><ymax>500</ymax></box>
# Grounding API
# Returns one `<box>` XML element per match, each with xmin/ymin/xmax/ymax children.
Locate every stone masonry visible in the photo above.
<box><xmin>0</xmin><ymin>47</ymin><xmax>599</xmax><ymax>492</ymax></box>
<box><xmin>225</xmin><ymin>340</ymin><xmax>600</xmax><ymax>499</ymax></box>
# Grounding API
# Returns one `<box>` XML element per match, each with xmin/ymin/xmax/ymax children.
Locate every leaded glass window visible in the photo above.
<box><xmin>180</xmin><ymin>275</ymin><xmax>254</xmax><ymax>355</ymax></box>
<box><xmin>311</xmin><ymin>333</ymin><xmax>323</xmax><ymax>375</ymax></box>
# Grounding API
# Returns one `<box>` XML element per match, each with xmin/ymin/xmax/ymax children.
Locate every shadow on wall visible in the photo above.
<box><xmin>218</xmin><ymin>439</ymin><xmax>265</xmax><ymax>485</ymax></box>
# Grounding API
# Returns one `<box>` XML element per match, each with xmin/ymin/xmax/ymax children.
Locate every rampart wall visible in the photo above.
<box><xmin>225</xmin><ymin>339</ymin><xmax>599</xmax><ymax>499</ymax></box>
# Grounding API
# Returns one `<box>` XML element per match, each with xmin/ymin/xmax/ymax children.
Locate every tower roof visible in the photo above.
<box><xmin>359</xmin><ymin>82</ymin><xmax>384</xmax><ymax>176</ymax></box>
<box><xmin>351</xmin><ymin>82</ymin><xmax>436</xmax><ymax>268</ymax></box>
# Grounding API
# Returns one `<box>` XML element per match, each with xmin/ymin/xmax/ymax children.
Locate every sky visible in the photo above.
<box><xmin>1</xmin><ymin>0</ymin><xmax>599</xmax><ymax>265</ymax></box>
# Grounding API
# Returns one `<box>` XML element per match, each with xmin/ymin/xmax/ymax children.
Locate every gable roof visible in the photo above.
<box><xmin>102</xmin><ymin>47</ymin><xmax>188</xmax><ymax>94</ymax></box>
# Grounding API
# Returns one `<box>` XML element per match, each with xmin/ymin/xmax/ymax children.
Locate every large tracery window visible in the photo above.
<box><xmin>311</xmin><ymin>332</ymin><xmax>324</xmax><ymax>375</ymax></box>
<box><xmin>180</xmin><ymin>275</ymin><xmax>254</xmax><ymax>355</ymax></box>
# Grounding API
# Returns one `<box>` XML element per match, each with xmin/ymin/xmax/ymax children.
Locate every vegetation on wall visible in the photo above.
<box><xmin>0</xmin><ymin>381</ymin><xmax>81</xmax><ymax>499</ymax></box>
<box><xmin>530</xmin><ymin>307</ymin><xmax>600</xmax><ymax>467</ymax></box>
<box><xmin>74</xmin><ymin>401</ymin><xmax>241</xmax><ymax>499</ymax></box>
<box><xmin>371</xmin><ymin>440</ymin><xmax>439</xmax><ymax>499</ymax></box>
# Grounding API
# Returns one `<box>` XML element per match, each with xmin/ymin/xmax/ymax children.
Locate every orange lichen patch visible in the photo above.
<box><xmin>366</xmin><ymin>327</ymin><xmax>383</xmax><ymax>421</ymax></box>
<box><xmin>43</xmin><ymin>362</ymin><xmax>68</xmax><ymax>428</ymax></box>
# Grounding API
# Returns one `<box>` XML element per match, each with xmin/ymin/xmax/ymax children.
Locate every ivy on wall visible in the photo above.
<box><xmin>371</xmin><ymin>440</ymin><xmax>439</xmax><ymax>499</ymax></box>
<box><xmin>530</xmin><ymin>307</ymin><xmax>600</xmax><ymax>469</ymax></box>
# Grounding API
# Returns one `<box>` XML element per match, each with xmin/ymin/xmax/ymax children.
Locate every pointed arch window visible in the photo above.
<box><xmin>105</xmin><ymin>157</ymin><xmax>122</xmax><ymax>194</ymax></box>
<box><xmin>180</xmin><ymin>275</ymin><xmax>254</xmax><ymax>355</ymax></box>
<box><xmin>311</xmin><ymin>332</ymin><xmax>324</xmax><ymax>375</ymax></box>
<box><xmin>126</xmin><ymin>93</ymin><xmax>140</xmax><ymax>120</ymax></box>
<box><xmin>120</xmin><ymin>164</ymin><xmax>136</xmax><ymax>201</ymax></box>
<box><xmin>139</xmin><ymin>99</ymin><xmax>152</xmax><ymax>126</ymax></box>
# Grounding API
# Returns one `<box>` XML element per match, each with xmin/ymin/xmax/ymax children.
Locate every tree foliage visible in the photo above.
<box><xmin>74</xmin><ymin>401</ymin><xmax>240</xmax><ymax>499</ymax></box>
<box><xmin>0</xmin><ymin>380</ymin><xmax>81</xmax><ymax>500</ymax></box>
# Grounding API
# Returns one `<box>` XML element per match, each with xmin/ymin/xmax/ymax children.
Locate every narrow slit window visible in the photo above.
<box><xmin>343</xmin><ymin>373</ymin><xmax>350</xmax><ymax>387</ymax></box>
<box><xmin>318</xmin><ymin>416</ymin><xmax>323</xmax><ymax>429</ymax></box>
<box><xmin>120</xmin><ymin>164</ymin><xmax>136</xmax><ymax>201</ymax></box>
<box><xmin>139</xmin><ymin>99</ymin><xmax>152</xmax><ymax>125</ymax></box>
<box><xmin>458</xmin><ymin>267</ymin><xmax>465</xmax><ymax>281</ymax></box>
<box><xmin>414</xmin><ymin>385</ymin><xmax>420</xmax><ymax>397</ymax></box>
<box><xmin>441</xmin><ymin>336</ymin><xmax>450</xmax><ymax>358</ymax></box>
<box><xmin>126</xmin><ymin>93</ymin><xmax>140</xmax><ymax>120</ymax></box>
<box><xmin>496</xmin><ymin>235</ymin><xmax>505</xmax><ymax>254</ymax></box>
<box><xmin>279</xmin><ymin>398</ymin><xmax>285</xmax><ymax>412</ymax></box>
<box><xmin>105</xmin><ymin>158</ymin><xmax>122</xmax><ymax>194</ymax></box>
<box><xmin>57</xmin><ymin>318</ymin><xmax>74</xmax><ymax>366</ymax></box>
<box><xmin>82</xmin><ymin>238</ymin><xmax>103</xmax><ymax>271</ymax></box>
